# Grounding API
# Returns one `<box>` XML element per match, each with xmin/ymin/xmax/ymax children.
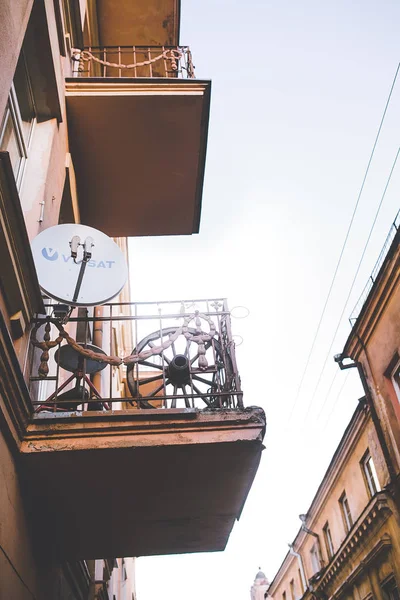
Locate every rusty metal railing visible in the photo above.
<box><xmin>349</xmin><ymin>210</ymin><xmax>400</xmax><ymax>326</ymax></box>
<box><xmin>72</xmin><ymin>46</ymin><xmax>195</xmax><ymax>79</ymax></box>
<box><xmin>28</xmin><ymin>298</ymin><xmax>243</xmax><ymax>413</ymax></box>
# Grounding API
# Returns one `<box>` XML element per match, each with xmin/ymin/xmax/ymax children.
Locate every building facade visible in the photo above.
<box><xmin>340</xmin><ymin>213</ymin><xmax>400</xmax><ymax>506</ymax></box>
<box><xmin>0</xmin><ymin>1</ymin><xmax>266</xmax><ymax>599</ymax></box>
<box><xmin>266</xmin><ymin>400</ymin><xmax>400</xmax><ymax>600</ymax></box>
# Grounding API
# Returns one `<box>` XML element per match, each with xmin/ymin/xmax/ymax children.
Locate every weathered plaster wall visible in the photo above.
<box><xmin>0</xmin><ymin>1</ymin><xmax>88</xmax><ymax>597</ymax></box>
<box><xmin>268</xmin><ymin>412</ymin><xmax>395</xmax><ymax>600</ymax></box>
<box><xmin>0</xmin><ymin>432</ymin><xmax>41</xmax><ymax>599</ymax></box>
<box><xmin>360</xmin><ymin>282</ymin><xmax>400</xmax><ymax>473</ymax></box>
<box><xmin>0</xmin><ymin>0</ymin><xmax>33</xmax><ymax>120</ymax></box>
<box><xmin>20</xmin><ymin>118</ymin><xmax>68</xmax><ymax>241</ymax></box>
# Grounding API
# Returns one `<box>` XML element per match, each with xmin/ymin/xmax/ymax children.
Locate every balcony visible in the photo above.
<box><xmin>65</xmin><ymin>46</ymin><xmax>211</xmax><ymax>237</ymax></box>
<box><xmin>21</xmin><ymin>299</ymin><xmax>266</xmax><ymax>560</ymax></box>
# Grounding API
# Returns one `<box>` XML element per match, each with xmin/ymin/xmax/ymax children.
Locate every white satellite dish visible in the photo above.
<box><xmin>31</xmin><ymin>224</ymin><xmax>128</xmax><ymax>306</ymax></box>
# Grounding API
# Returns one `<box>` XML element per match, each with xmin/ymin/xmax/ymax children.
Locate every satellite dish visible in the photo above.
<box><xmin>31</xmin><ymin>224</ymin><xmax>128</xmax><ymax>306</ymax></box>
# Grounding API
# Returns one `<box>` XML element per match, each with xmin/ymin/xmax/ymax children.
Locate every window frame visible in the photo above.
<box><xmin>310</xmin><ymin>543</ymin><xmax>321</xmax><ymax>574</ymax></box>
<box><xmin>361</xmin><ymin>449</ymin><xmax>381</xmax><ymax>497</ymax></box>
<box><xmin>339</xmin><ymin>491</ymin><xmax>353</xmax><ymax>533</ymax></box>
<box><xmin>389</xmin><ymin>356</ymin><xmax>400</xmax><ymax>404</ymax></box>
<box><xmin>382</xmin><ymin>576</ymin><xmax>400</xmax><ymax>600</ymax></box>
<box><xmin>323</xmin><ymin>521</ymin><xmax>334</xmax><ymax>560</ymax></box>
<box><xmin>289</xmin><ymin>579</ymin><xmax>295</xmax><ymax>600</ymax></box>
<box><xmin>0</xmin><ymin>51</ymin><xmax>36</xmax><ymax>189</ymax></box>
<box><xmin>298</xmin><ymin>569</ymin><xmax>304</xmax><ymax>595</ymax></box>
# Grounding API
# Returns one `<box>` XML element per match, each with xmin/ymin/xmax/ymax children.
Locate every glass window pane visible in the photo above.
<box><xmin>13</xmin><ymin>53</ymin><xmax>35</xmax><ymax>145</ymax></box>
<box><xmin>0</xmin><ymin>108</ymin><xmax>23</xmax><ymax>175</ymax></box>
<box><xmin>368</xmin><ymin>457</ymin><xmax>381</xmax><ymax>493</ymax></box>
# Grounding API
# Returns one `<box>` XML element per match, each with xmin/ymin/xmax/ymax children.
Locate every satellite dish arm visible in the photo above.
<box><xmin>71</xmin><ymin>236</ymin><xmax>95</xmax><ymax>303</ymax></box>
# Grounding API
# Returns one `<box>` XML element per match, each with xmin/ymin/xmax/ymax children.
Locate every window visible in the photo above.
<box><xmin>0</xmin><ymin>50</ymin><xmax>35</xmax><ymax>187</ymax></box>
<box><xmin>361</xmin><ymin>450</ymin><xmax>381</xmax><ymax>497</ymax></box>
<box><xmin>310</xmin><ymin>544</ymin><xmax>320</xmax><ymax>574</ymax></box>
<box><xmin>339</xmin><ymin>492</ymin><xmax>353</xmax><ymax>533</ymax></box>
<box><xmin>323</xmin><ymin>522</ymin><xmax>334</xmax><ymax>559</ymax></box>
<box><xmin>298</xmin><ymin>569</ymin><xmax>304</xmax><ymax>595</ymax></box>
<box><xmin>290</xmin><ymin>579</ymin><xmax>295</xmax><ymax>600</ymax></box>
<box><xmin>391</xmin><ymin>360</ymin><xmax>400</xmax><ymax>403</ymax></box>
<box><xmin>382</xmin><ymin>577</ymin><xmax>400</xmax><ymax>600</ymax></box>
<box><xmin>283</xmin><ymin>591</ymin><xmax>287</xmax><ymax>600</ymax></box>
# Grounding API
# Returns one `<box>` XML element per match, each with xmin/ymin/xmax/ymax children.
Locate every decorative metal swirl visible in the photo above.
<box><xmin>31</xmin><ymin>311</ymin><xmax>216</xmax><ymax>378</ymax></box>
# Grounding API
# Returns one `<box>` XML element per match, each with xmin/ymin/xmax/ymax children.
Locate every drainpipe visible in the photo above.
<box><xmin>299</xmin><ymin>514</ymin><xmax>324</xmax><ymax>569</ymax></box>
<box><xmin>334</xmin><ymin>349</ymin><xmax>397</xmax><ymax>483</ymax></box>
<box><xmin>92</xmin><ymin>306</ymin><xmax>104</xmax><ymax>401</ymax></box>
<box><xmin>289</xmin><ymin>544</ymin><xmax>307</xmax><ymax>592</ymax></box>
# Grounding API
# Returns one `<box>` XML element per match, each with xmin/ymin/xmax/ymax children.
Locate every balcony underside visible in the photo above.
<box><xmin>65</xmin><ymin>79</ymin><xmax>210</xmax><ymax>237</ymax></box>
<box><xmin>20</xmin><ymin>408</ymin><xmax>265</xmax><ymax>560</ymax></box>
<box><xmin>96</xmin><ymin>0</ymin><xmax>180</xmax><ymax>47</ymax></box>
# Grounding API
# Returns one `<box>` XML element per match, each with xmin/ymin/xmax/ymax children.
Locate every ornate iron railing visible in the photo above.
<box><xmin>71</xmin><ymin>46</ymin><xmax>195</xmax><ymax>79</ymax></box>
<box><xmin>28</xmin><ymin>298</ymin><xmax>243</xmax><ymax>413</ymax></box>
<box><xmin>349</xmin><ymin>210</ymin><xmax>400</xmax><ymax>326</ymax></box>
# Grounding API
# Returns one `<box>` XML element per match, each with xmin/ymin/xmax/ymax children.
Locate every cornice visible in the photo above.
<box><xmin>315</xmin><ymin>492</ymin><xmax>392</xmax><ymax>594</ymax></box>
<box><xmin>22</xmin><ymin>407</ymin><xmax>266</xmax><ymax>453</ymax></box>
<box><xmin>343</xmin><ymin>231</ymin><xmax>400</xmax><ymax>360</ymax></box>
<box><xmin>287</xmin><ymin>404</ymin><xmax>369</xmax><ymax>552</ymax></box>
<box><xmin>65</xmin><ymin>78</ymin><xmax>211</xmax><ymax>97</ymax></box>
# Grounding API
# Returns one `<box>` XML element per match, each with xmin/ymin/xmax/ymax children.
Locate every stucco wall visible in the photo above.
<box><xmin>0</xmin><ymin>0</ymin><xmax>33</xmax><ymax>120</ymax></box>
<box><xmin>268</xmin><ymin>412</ymin><xmax>395</xmax><ymax>600</ymax></box>
<box><xmin>359</xmin><ymin>282</ymin><xmax>400</xmax><ymax>473</ymax></box>
<box><xmin>0</xmin><ymin>432</ymin><xmax>41</xmax><ymax>599</ymax></box>
<box><xmin>0</xmin><ymin>1</ymin><xmax>88</xmax><ymax>598</ymax></box>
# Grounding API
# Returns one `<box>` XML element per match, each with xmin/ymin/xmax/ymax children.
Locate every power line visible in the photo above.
<box><xmin>315</xmin><ymin>366</ymin><xmax>340</xmax><ymax>421</ymax></box>
<box><xmin>321</xmin><ymin>370</ymin><xmax>351</xmax><ymax>432</ymax></box>
<box><xmin>287</xmin><ymin>61</ymin><xmax>400</xmax><ymax>421</ymax></box>
<box><xmin>303</xmin><ymin>145</ymin><xmax>400</xmax><ymax>421</ymax></box>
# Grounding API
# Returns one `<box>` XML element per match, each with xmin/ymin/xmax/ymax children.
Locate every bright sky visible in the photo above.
<box><xmin>129</xmin><ymin>2</ymin><xmax>400</xmax><ymax>598</ymax></box>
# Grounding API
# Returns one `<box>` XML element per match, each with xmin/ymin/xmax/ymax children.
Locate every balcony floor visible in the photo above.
<box><xmin>20</xmin><ymin>408</ymin><xmax>265</xmax><ymax>559</ymax></box>
<box><xmin>65</xmin><ymin>78</ymin><xmax>211</xmax><ymax>237</ymax></box>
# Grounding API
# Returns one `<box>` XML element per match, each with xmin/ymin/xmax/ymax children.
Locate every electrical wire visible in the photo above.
<box><xmin>321</xmin><ymin>370</ymin><xmax>351</xmax><ymax>432</ymax></box>
<box><xmin>315</xmin><ymin>366</ymin><xmax>340</xmax><ymax>420</ymax></box>
<box><xmin>287</xmin><ymin>61</ymin><xmax>400</xmax><ymax>422</ymax></box>
<box><xmin>303</xmin><ymin>145</ymin><xmax>400</xmax><ymax>422</ymax></box>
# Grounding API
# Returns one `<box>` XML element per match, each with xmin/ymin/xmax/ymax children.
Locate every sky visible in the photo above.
<box><xmin>129</xmin><ymin>2</ymin><xmax>400</xmax><ymax>599</ymax></box>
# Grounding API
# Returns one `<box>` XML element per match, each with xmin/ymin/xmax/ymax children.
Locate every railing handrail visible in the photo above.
<box><xmin>349</xmin><ymin>210</ymin><xmax>400</xmax><ymax>325</ymax></box>
<box><xmin>72</xmin><ymin>45</ymin><xmax>195</xmax><ymax>79</ymax></box>
<box><xmin>29</xmin><ymin>298</ymin><xmax>243</xmax><ymax>412</ymax></box>
<box><xmin>80</xmin><ymin>45</ymin><xmax>191</xmax><ymax>50</ymax></box>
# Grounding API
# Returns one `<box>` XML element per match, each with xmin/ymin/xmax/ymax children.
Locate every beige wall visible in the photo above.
<box><xmin>0</xmin><ymin>2</ymin><xmax>87</xmax><ymax>598</ymax></box>
<box><xmin>268</xmin><ymin>409</ymin><xmax>398</xmax><ymax>600</ymax></box>
<box><xmin>0</xmin><ymin>0</ymin><xmax>33</xmax><ymax>119</ymax></box>
<box><xmin>358</xmin><ymin>282</ymin><xmax>400</xmax><ymax>473</ymax></box>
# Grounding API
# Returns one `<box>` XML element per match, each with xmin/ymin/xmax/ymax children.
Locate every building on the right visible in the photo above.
<box><xmin>258</xmin><ymin>212</ymin><xmax>400</xmax><ymax>600</ymax></box>
<box><xmin>266</xmin><ymin>399</ymin><xmax>400</xmax><ymax>600</ymax></box>
<box><xmin>339</xmin><ymin>211</ymin><xmax>400</xmax><ymax>505</ymax></box>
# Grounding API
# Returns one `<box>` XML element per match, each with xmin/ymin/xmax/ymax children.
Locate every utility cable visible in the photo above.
<box><xmin>288</xmin><ymin>62</ymin><xmax>400</xmax><ymax>421</ymax></box>
<box><xmin>315</xmin><ymin>366</ymin><xmax>340</xmax><ymax>420</ymax></box>
<box><xmin>303</xmin><ymin>145</ymin><xmax>400</xmax><ymax>422</ymax></box>
<box><xmin>321</xmin><ymin>370</ymin><xmax>351</xmax><ymax>432</ymax></box>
